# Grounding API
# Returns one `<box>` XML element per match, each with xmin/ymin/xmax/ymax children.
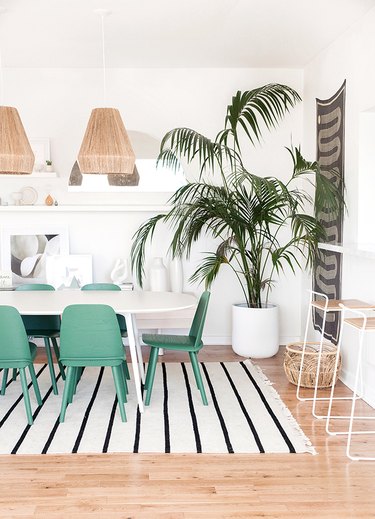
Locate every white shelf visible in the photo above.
<box><xmin>0</xmin><ymin>204</ymin><xmax>169</xmax><ymax>213</ymax></box>
<box><xmin>0</xmin><ymin>171</ymin><xmax>57</xmax><ymax>178</ymax></box>
<box><xmin>318</xmin><ymin>242</ymin><xmax>375</xmax><ymax>259</ymax></box>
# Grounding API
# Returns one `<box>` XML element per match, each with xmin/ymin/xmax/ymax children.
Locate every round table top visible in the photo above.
<box><xmin>0</xmin><ymin>289</ymin><xmax>197</xmax><ymax>315</ymax></box>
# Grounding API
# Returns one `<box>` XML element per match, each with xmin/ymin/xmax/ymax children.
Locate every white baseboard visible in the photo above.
<box><xmin>340</xmin><ymin>367</ymin><xmax>375</xmax><ymax>409</ymax></box>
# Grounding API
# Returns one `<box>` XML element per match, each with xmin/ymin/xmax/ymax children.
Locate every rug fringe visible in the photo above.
<box><xmin>251</xmin><ymin>362</ymin><xmax>317</xmax><ymax>455</ymax></box>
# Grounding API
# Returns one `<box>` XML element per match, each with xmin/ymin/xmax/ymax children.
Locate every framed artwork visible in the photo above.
<box><xmin>29</xmin><ymin>138</ymin><xmax>50</xmax><ymax>172</ymax></box>
<box><xmin>0</xmin><ymin>226</ymin><xmax>69</xmax><ymax>286</ymax></box>
<box><xmin>46</xmin><ymin>254</ymin><xmax>93</xmax><ymax>289</ymax></box>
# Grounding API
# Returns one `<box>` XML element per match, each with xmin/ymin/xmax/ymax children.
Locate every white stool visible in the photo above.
<box><xmin>297</xmin><ymin>291</ymin><xmax>373</xmax><ymax>419</ymax></box>
<box><xmin>326</xmin><ymin>305</ymin><xmax>375</xmax><ymax>460</ymax></box>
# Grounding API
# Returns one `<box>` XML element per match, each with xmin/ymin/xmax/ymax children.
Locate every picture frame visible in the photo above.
<box><xmin>0</xmin><ymin>225</ymin><xmax>69</xmax><ymax>286</ymax></box>
<box><xmin>46</xmin><ymin>254</ymin><xmax>93</xmax><ymax>290</ymax></box>
<box><xmin>29</xmin><ymin>138</ymin><xmax>51</xmax><ymax>172</ymax></box>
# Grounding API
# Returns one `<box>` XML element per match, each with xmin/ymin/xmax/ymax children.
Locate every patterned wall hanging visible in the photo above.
<box><xmin>313</xmin><ymin>80</ymin><xmax>346</xmax><ymax>344</ymax></box>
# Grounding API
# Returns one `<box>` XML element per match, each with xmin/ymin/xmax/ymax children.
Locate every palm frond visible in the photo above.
<box><xmin>219</xmin><ymin>84</ymin><xmax>301</xmax><ymax>151</ymax></box>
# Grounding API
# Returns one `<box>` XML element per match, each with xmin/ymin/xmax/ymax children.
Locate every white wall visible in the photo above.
<box><xmin>303</xmin><ymin>7</ymin><xmax>375</xmax><ymax>406</ymax></box>
<box><xmin>0</xmin><ymin>67</ymin><xmax>304</xmax><ymax>344</ymax></box>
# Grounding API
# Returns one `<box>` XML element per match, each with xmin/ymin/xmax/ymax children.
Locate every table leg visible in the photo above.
<box><xmin>131</xmin><ymin>314</ymin><xmax>145</xmax><ymax>383</ymax></box>
<box><xmin>124</xmin><ymin>313</ymin><xmax>144</xmax><ymax>413</ymax></box>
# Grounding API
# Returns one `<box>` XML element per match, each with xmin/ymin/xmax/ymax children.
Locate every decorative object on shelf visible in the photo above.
<box><xmin>20</xmin><ymin>186</ymin><xmax>38</xmax><ymax>206</ymax></box>
<box><xmin>45</xmin><ymin>160</ymin><xmax>53</xmax><ymax>173</ymax></box>
<box><xmin>77</xmin><ymin>9</ymin><xmax>135</xmax><ymax>176</ymax></box>
<box><xmin>0</xmin><ymin>269</ymin><xmax>12</xmax><ymax>288</ymax></box>
<box><xmin>0</xmin><ymin>225</ymin><xmax>69</xmax><ymax>285</ymax></box>
<box><xmin>46</xmin><ymin>254</ymin><xmax>93</xmax><ymax>290</ymax></box>
<box><xmin>169</xmin><ymin>256</ymin><xmax>183</xmax><ymax>293</ymax></box>
<box><xmin>149</xmin><ymin>257</ymin><xmax>168</xmax><ymax>292</ymax></box>
<box><xmin>11</xmin><ymin>192</ymin><xmax>22</xmax><ymax>206</ymax></box>
<box><xmin>107</xmin><ymin>165</ymin><xmax>139</xmax><ymax>186</ymax></box>
<box><xmin>283</xmin><ymin>342</ymin><xmax>341</xmax><ymax>388</ymax></box>
<box><xmin>110</xmin><ymin>258</ymin><xmax>129</xmax><ymax>285</ymax></box>
<box><xmin>45</xmin><ymin>194</ymin><xmax>54</xmax><ymax>206</ymax></box>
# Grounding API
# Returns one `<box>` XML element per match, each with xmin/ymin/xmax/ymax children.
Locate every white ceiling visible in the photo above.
<box><xmin>0</xmin><ymin>0</ymin><xmax>374</xmax><ymax>68</ymax></box>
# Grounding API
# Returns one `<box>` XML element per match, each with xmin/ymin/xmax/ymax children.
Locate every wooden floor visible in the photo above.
<box><xmin>1</xmin><ymin>346</ymin><xmax>375</xmax><ymax>518</ymax></box>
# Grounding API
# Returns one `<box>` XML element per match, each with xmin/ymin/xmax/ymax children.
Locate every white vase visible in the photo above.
<box><xmin>169</xmin><ymin>257</ymin><xmax>183</xmax><ymax>293</ymax></box>
<box><xmin>149</xmin><ymin>257</ymin><xmax>168</xmax><ymax>291</ymax></box>
<box><xmin>232</xmin><ymin>303</ymin><xmax>279</xmax><ymax>358</ymax></box>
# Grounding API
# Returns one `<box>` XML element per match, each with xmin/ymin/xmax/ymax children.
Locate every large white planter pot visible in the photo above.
<box><xmin>232</xmin><ymin>303</ymin><xmax>279</xmax><ymax>358</ymax></box>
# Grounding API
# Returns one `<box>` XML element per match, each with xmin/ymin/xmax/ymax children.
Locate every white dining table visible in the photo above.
<box><xmin>0</xmin><ymin>289</ymin><xmax>197</xmax><ymax>413</ymax></box>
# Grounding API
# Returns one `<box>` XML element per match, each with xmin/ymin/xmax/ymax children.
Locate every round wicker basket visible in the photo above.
<box><xmin>283</xmin><ymin>342</ymin><xmax>341</xmax><ymax>388</ymax></box>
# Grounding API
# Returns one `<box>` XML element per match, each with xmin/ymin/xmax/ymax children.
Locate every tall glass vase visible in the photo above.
<box><xmin>149</xmin><ymin>257</ymin><xmax>168</xmax><ymax>292</ymax></box>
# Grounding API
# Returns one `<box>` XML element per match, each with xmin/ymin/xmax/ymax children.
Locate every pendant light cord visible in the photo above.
<box><xmin>0</xmin><ymin>45</ymin><xmax>4</xmax><ymax>105</ymax></box>
<box><xmin>100</xmin><ymin>11</ymin><xmax>107</xmax><ymax>107</ymax></box>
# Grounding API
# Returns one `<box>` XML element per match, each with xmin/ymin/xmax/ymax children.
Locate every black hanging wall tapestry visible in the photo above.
<box><xmin>313</xmin><ymin>81</ymin><xmax>346</xmax><ymax>344</ymax></box>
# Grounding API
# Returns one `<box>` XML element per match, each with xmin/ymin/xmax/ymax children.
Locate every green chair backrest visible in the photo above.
<box><xmin>15</xmin><ymin>283</ymin><xmax>60</xmax><ymax>331</ymax></box>
<box><xmin>59</xmin><ymin>304</ymin><xmax>124</xmax><ymax>366</ymax></box>
<box><xmin>0</xmin><ymin>305</ymin><xmax>33</xmax><ymax>366</ymax></box>
<box><xmin>189</xmin><ymin>291</ymin><xmax>210</xmax><ymax>350</ymax></box>
<box><xmin>81</xmin><ymin>283</ymin><xmax>121</xmax><ymax>291</ymax></box>
<box><xmin>81</xmin><ymin>282</ymin><xmax>126</xmax><ymax>333</ymax></box>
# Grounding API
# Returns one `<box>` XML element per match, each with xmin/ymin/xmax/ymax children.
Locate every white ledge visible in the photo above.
<box><xmin>0</xmin><ymin>171</ymin><xmax>57</xmax><ymax>178</ymax></box>
<box><xmin>318</xmin><ymin>242</ymin><xmax>375</xmax><ymax>259</ymax></box>
<box><xmin>0</xmin><ymin>204</ymin><xmax>169</xmax><ymax>212</ymax></box>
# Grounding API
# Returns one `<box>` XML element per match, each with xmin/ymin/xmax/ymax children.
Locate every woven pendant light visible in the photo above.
<box><xmin>0</xmin><ymin>106</ymin><xmax>35</xmax><ymax>174</ymax></box>
<box><xmin>77</xmin><ymin>9</ymin><xmax>135</xmax><ymax>175</ymax></box>
<box><xmin>78</xmin><ymin>107</ymin><xmax>135</xmax><ymax>174</ymax></box>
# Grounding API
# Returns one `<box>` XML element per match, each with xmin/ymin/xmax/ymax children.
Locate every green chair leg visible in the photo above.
<box><xmin>112</xmin><ymin>366</ymin><xmax>127</xmax><ymax>422</ymax></box>
<box><xmin>59</xmin><ymin>366</ymin><xmax>75</xmax><ymax>423</ymax></box>
<box><xmin>68</xmin><ymin>366</ymin><xmax>78</xmax><ymax>404</ymax></box>
<box><xmin>145</xmin><ymin>347</ymin><xmax>159</xmax><ymax>406</ymax></box>
<box><xmin>19</xmin><ymin>367</ymin><xmax>33</xmax><ymax>425</ymax></box>
<box><xmin>123</xmin><ymin>359</ymin><xmax>130</xmax><ymax>380</ymax></box>
<box><xmin>1</xmin><ymin>368</ymin><xmax>9</xmax><ymax>395</ymax></box>
<box><xmin>44</xmin><ymin>338</ymin><xmax>58</xmax><ymax>395</ymax></box>
<box><xmin>121</xmin><ymin>362</ymin><xmax>128</xmax><ymax>395</ymax></box>
<box><xmin>28</xmin><ymin>364</ymin><xmax>42</xmax><ymax>405</ymax></box>
<box><xmin>51</xmin><ymin>337</ymin><xmax>65</xmax><ymax>380</ymax></box>
<box><xmin>189</xmin><ymin>352</ymin><xmax>208</xmax><ymax>405</ymax></box>
<box><xmin>12</xmin><ymin>368</ymin><xmax>18</xmax><ymax>381</ymax></box>
<box><xmin>119</xmin><ymin>363</ymin><xmax>127</xmax><ymax>403</ymax></box>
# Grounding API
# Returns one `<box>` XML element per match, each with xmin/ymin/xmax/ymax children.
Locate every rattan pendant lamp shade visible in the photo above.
<box><xmin>78</xmin><ymin>107</ymin><xmax>135</xmax><ymax>174</ymax></box>
<box><xmin>0</xmin><ymin>106</ymin><xmax>35</xmax><ymax>174</ymax></box>
<box><xmin>77</xmin><ymin>9</ymin><xmax>135</xmax><ymax>175</ymax></box>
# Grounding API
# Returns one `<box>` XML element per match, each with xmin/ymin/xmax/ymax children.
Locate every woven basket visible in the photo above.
<box><xmin>283</xmin><ymin>342</ymin><xmax>341</xmax><ymax>388</ymax></box>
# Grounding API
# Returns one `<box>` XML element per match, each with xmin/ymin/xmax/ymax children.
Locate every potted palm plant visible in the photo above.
<box><xmin>131</xmin><ymin>83</ymin><xmax>342</xmax><ymax>358</ymax></box>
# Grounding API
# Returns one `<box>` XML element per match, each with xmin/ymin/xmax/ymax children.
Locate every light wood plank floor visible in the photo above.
<box><xmin>1</xmin><ymin>346</ymin><xmax>374</xmax><ymax>518</ymax></box>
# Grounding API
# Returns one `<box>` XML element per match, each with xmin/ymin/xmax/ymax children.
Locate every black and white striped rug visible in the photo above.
<box><xmin>0</xmin><ymin>361</ymin><xmax>315</xmax><ymax>455</ymax></box>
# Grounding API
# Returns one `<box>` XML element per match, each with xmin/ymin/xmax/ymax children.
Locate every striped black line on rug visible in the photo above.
<box><xmin>0</xmin><ymin>360</ymin><xmax>316</xmax><ymax>455</ymax></box>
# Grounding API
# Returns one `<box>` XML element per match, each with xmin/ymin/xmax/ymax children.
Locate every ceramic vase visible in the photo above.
<box><xmin>169</xmin><ymin>257</ymin><xmax>183</xmax><ymax>292</ymax></box>
<box><xmin>149</xmin><ymin>257</ymin><xmax>168</xmax><ymax>291</ymax></box>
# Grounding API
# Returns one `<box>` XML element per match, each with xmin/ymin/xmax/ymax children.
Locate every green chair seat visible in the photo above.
<box><xmin>15</xmin><ymin>284</ymin><xmax>65</xmax><ymax>394</ymax></box>
<box><xmin>142</xmin><ymin>291</ymin><xmax>210</xmax><ymax>406</ymax></box>
<box><xmin>59</xmin><ymin>304</ymin><xmax>128</xmax><ymax>423</ymax></box>
<box><xmin>0</xmin><ymin>305</ymin><xmax>42</xmax><ymax>425</ymax></box>
<box><xmin>142</xmin><ymin>333</ymin><xmax>199</xmax><ymax>350</ymax></box>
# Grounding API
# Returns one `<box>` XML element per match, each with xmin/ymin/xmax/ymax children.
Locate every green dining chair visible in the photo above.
<box><xmin>15</xmin><ymin>284</ymin><xmax>65</xmax><ymax>395</ymax></box>
<box><xmin>142</xmin><ymin>291</ymin><xmax>211</xmax><ymax>406</ymax></box>
<box><xmin>59</xmin><ymin>304</ymin><xmax>128</xmax><ymax>423</ymax></box>
<box><xmin>81</xmin><ymin>283</ymin><xmax>129</xmax><ymax>380</ymax></box>
<box><xmin>0</xmin><ymin>305</ymin><xmax>42</xmax><ymax>425</ymax></box>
